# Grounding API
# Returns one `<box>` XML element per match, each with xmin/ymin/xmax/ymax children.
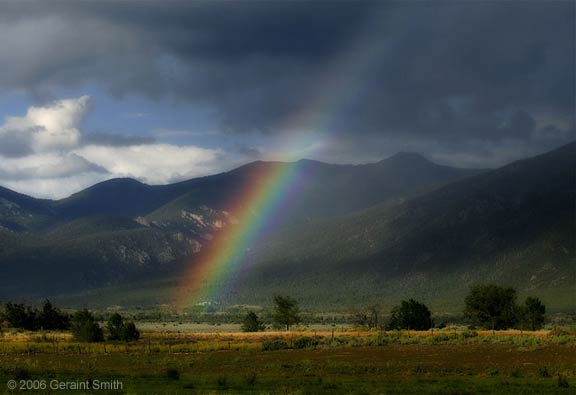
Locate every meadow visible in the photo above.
<box><xmin>0</xmin><ymin>325</ymin><xmax>575</xmax><ymax>394</ymax></box>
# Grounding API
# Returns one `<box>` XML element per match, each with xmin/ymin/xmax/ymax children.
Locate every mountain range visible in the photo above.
<box><xmin>0</xmin><ymin>143</ymin><xmax>573</xmax><ymax>313</ymax></box>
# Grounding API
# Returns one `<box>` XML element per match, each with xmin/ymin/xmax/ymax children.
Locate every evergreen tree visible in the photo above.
<box><xmin>464</xmin><ymin>285</ymin><xmax>518</xmax><ymax>330</ymax></box>
<box><xmin>387</xmin><ymin>299</ymin><xmax>432</xmax><ymax>330</ymax></box>
<box><xmin>241</xmin><ymin>311</ymin><xmax>266</xmax><ymax>332</ymax></box>
<box><xmin>38</xmin><ymin>300</ymin><xmax>70</xmax><ymax>330</ymax></box>
<box><xmin>520</xmin><ymin>297</ymin><xmax>546</xmax><ymax>330</ymax></box>
<box><xmin>272</xmin><ymin>296</ymin><xmax>301</xmax><ymax>331</ymax></box>
<box><xmin>71</xmin><ymin>309</ymin><xmax>104</xmax><ymax>342</ymax></box>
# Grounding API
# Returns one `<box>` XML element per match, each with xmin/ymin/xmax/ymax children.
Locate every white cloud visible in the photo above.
<box><xmin>76</xmin><ymin>144</ymin><xmax>225</xmax><ymax>184</ymax></box>
<box><xmin>0</xmin><ymin>95</ymin><xmax>89</xmax><ymax>156</ymax></box>
<box><xmin>0</xmin><ymin>96</ymin><xmax>246</xmax><ymax>199</ymax></box>
<box><xmin>0</xmin><ymin>152</ymin><xmax>105</xmax><ymax>180</ymax></box>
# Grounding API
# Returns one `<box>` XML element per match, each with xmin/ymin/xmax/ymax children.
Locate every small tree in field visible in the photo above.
<box><xmin>122</xmin><ymin>322</ymin><xmax>140</xmax><ymax>341</ymax></box>
<box><xmin>2</xmin><ymin>303</ymin><xmax>38</xmax><ymax>330</ymax></box>
<box><xmin>353</xmin><ymin>305</ymin><xmax>380</xmax><ymax>329</ymax></box>
<box><xmin>520</xmin><ymin>297</ymin><xmax>546</xmax><ymax>331</ymax></box>
<box><xmin>241</xmin><ymin>311</ymin><xmax>266</xmax><ymax>332</ymax></box>
<box><xmin>71</xmin><ymin>309</ymin><xmax>104</xmax><ymax>342</ymax></box>
<box><xmin>464</xmin><ymin>285</ymin><xmax>517</xmax><ymax>330</ymax></box>
<box><xmin>107</xmin><ymin>313</ymin><xmax>125</xmax><ymax>340</ymax></box>
<box><xmin>272</xmin><ymin>296</ymin><xmax>301</xmax><ymax>331</ymax></box>
<box><xmin>387</xmin><ymin>299</ymin><xmax>432</xmax><ymax>330</ymax></box>
<box><xmin>107</xmin><ymin>313</ymin><xmax>140</xmax><ymax>341</ymax></box>
<box><xmin>38</xmin><ymin>300</ymin><xmax>70</xmax><ymax>330</ymax></box>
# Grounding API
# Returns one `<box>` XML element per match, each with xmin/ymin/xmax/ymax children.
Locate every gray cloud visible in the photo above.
<box><xmin>234</xmin><ymin>145</ymin><xmax>262</xmax><ymax>159</ymax></box>
<box><xmin>0</xmin><ymin>1</ymin><xmax>573</xmax><ymax>163</ymax></box>
<box><xmin>0</xmin><ymin>153</ymin><xmax>107</xmax><ymax>181</ymax></box>
<box><xmin>82</xmin><ymin>133</ymin><xmax>156</xmax><ymax>147</ymax></box>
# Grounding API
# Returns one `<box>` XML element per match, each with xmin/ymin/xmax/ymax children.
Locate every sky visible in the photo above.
<box><xmin>0</xmin><ymin>1</ymin><xmax>573</xmax><ymax>199</ymax></box>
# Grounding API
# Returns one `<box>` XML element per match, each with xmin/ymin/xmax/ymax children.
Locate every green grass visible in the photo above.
<box><xmin>0</xmin><ymin>329</ymin><xmax>574</xmax><ymax>394</ymax></box>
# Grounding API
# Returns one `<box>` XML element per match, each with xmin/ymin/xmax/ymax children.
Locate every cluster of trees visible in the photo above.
<box><xmin>241</xmin><ymin>295</ymin><xmax>301</xmax><ymax>332</ymax></box>
<box><xmin>71</xmin><ymin>310</ymin><xmax>140</xmax><ymax>342</ymax></box>
<box><xmin>359</xmin><ymin>285</ymin><xmax>546</xmax><ymax>331</ymax></box>
<box><xmin>1</xmin><ymin>301</ymin><xmax>139</xmax><ymax>343</ymax></box>
<box><xmin>1</xmin><ymin>300</ymin><xmax>70</xmax><ymax>330</ymax></box>
<box><xmin>243</xmin><ymin>285</ymin><xmax>546</xmax><ymax>333</ymax></box>
<box><xmin>464</xmin><ymin>285</ymin><xmax>546</xmax><ymax>330</ymax></box>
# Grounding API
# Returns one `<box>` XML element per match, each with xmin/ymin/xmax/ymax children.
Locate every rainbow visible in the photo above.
<box><xmin>176</xmin><ymin>8</ymin><xmax>388</xmax><ymax>308</ymax></box>
<box><xmin>176</xmin><ymin>161</ymin><xmax>303</xmax><ymax>307</ymax></box>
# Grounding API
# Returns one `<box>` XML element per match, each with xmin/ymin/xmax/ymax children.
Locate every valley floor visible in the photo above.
<box><xmin>0</xmin><ymin>329</ymin><xmax>574</xmax><ymax>394</ymax></box>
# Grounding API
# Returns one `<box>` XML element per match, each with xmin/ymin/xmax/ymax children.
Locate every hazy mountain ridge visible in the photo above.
<box><xmin>234</xmin><ymin>143</ymin><xmax>574</xmax><ymax>310</ymax></box>
<box><xmin>0</xmin><ymin>144</ymin><xmax>573</xmax><ymax>311</ymax></box>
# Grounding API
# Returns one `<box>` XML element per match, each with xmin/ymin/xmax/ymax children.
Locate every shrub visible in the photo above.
<box><xmin>107</xmin><ymin>313</ymin><xmax>140</xmax><ymax>341</ymax></box>
<box><xmin>538</xmin><ymin>366</ymin><xmax>551</xmax><ymax>378</ymax></box>
<box><xmin>293</xmin><ymin>336</ymin><xmax>319</xmax><ymax>349</ymax></box>
<box><xmin>38</xmin><ymin>300</ymin><xmax>70</xmax><ymax>330</ymax></box>
<box><xmin>557</xmin><ymin>374</ymin><xmax>569</xmax><ymax>388</ymax></box>
<box><xmin>241</xmin><ymin>311</ymin><xmax>265</xmax><ymax>332</ymax></box>
<box><xmin>262</xmin><ymin>339</ymin><xmax>290</xmax><ymax>351</ymax></box>
<box><xmin>519</xmin><ymin>297</ymin><xmax>546</xmax><ymax>330</ymax></box>
<box><xmin>122</xmin><ymin>322</ymin><xmax>140</xmax><ymax>342</ymax></box>
<box><xmin>165</xmin><ymin>368</ymin><xmax>180</xmax><ymax>380</ymax></box>
<box><xmin>464</xmin><ymin>285</ymin><xmax>518</xmax><ymax>330</ymax></box>
<box><xmin>549</xmin><ymin>327</ymin><xmax>576</xmax><ymax>337</ymax></box>
<box><xmin>387</xmin><ymin>299</ymin><xmax>433</xmax><ymax>330</ymax></box>
<box><xmin>107</xmin><ymin>313</ymin><xmax>124</xmax><ymax>340</ymax></box>
<box><xmin>2</xmin><ymin>303</ymin><xmax>38</xmax><ymax>330</ymax></box>
<box><xmin>487</xmin><ymin>368</ymin><xmax>499</xmax><ymax>376</ymax></box>
<box><xmin>71</xmin><ymin>309</ymin><xmax>104</xmax><ymax>342</ymax></box>
<box><xmin>216</xmin><ymin>376</ymin><xmax>228</xmax><ymax>389</ymax></box>
<box><xmin>244</xmin><ymin>372</ymin><xmax>257</xmax><ymax>387</ymax></box>
<box><xmin>2</xmin><ymin>300</ymin><xmax>70</xmax><ymax>331</ymax></box>
<box><xmin>462</xmin><ymin>330</ymin><xmax>479</xmax><ymax>338</ymax></box>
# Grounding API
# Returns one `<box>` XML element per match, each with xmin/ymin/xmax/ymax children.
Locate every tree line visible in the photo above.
<box><xmin>242</xmin><ymin>285</ymin><xmax>546</xmax><ymax>332</ymax></box>
<box><xmin>1</xmin><ymin>284</ymin><xmax>546</xmax><ymax>339</ymax></box>
<box><xmin>351</xmin><ymin>285</ymin><xmax>546</xmax><ymax>331</ymax></box>
<box><xmin>0</xmin><ymin>300</ymin><xmax>140</xmax><ymax>342</ymax></box>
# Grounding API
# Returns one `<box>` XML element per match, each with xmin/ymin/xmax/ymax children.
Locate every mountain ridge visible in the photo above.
<box><xmin>0</xmin><ymin>143</ymin><xmax>573</xmax><ymax>311</ymax></box>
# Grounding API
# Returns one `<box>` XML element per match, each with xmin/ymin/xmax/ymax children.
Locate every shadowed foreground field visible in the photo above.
<box><xmin>0</xmin><ymin>329</ymin><xmax>575</xmax><ymax>394</ymax></box>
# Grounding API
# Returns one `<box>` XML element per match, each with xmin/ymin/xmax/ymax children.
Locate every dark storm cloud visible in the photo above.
<box><xmin>0</xmin><ymin>1</ymin><xmax>573</xmax><ymax>161</ymax></box>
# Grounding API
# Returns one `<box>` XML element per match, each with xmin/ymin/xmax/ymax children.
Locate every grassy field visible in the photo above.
<box><xmin>0</xmin><ymin>327</ymin><xmax>575</xmax><ymax>394</ymax></box>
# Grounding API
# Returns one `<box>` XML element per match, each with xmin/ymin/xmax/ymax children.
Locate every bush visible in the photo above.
<box><xmin>2</xmin><ymin>303</ymin><xmax>38</xmax><ymax>330</ymax></box>
<box><xmin>122</xmin><ymin>322</ymin><xmax>140</xmax><ymax>341</ymax></box>
<box><xmin>38</xmin><ymin>300</ymin><xmax>70</xmax><ymax>330</ymax></box>
<box><xmin>165</xmin><ymin>368</ymin><xmax>180</xmax><ymax>380</ymax></box>
<box><xmin>262</xmin><ymin>339</ymin><xmax>290</xmax><ymax>351</ymax></box>
<box><xmin>464</xmin><ymin>285</ymin><xmax>517</xmax><ymax>330</ymax></box>
<box><xmin>538</xmin><ymin>366</ymin><xmax>551</xmax><ymax>378</ymax></box>
<box><xmin>216</xmin><ymin>376</ymin><xmax>228</xmax><ymax>389</ymax></box>
<box><xmin>71</xmin><ymin>309</ymin><xmax>104</xmax><ymax>342</ymax></box>
<box><xmin>548</xmin><ymin>327</ymin><xmax>576</xmax><ymax>337</ymax></box>
<box><xmin>2</xmin><ymin>300</ymin><xmax>70</xmax><ymax>331</ymax></box>
<box><xmin>293</xmin><ymin>336</ymin><xmax>320</xmax><ymax>349</ymax></box>
<box><xmin>244</xmin><ymin>372</ymin><xmax>257</xmax><ymax>386</ymax></box>
<box><xmin>241</xmin><ymin>311</ymin><xmax>265</xmax><ymax>332</ymax></box>
<box><xmin>107</xmin><ymin>313</ymin><xmax>140</xmax><ymax>341</ymax></box>
<box><xmin>518</xmin><ymin>297</ymin><xmax>546</xmax><ymax>330</ymax></box>
<box><xmin>387</xmin><ymin>299</ymin><xmax>433</xmax><ymax>330</ymax></box>
<box><xmin>462</xmin><ymin>330</ymin><xmax>479</xmax><ymax>338</ymax></box>
<box><xmin>557</xmin><ymin>374</ymin><xmax>569</xmax><ymax>388</ymax></box>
